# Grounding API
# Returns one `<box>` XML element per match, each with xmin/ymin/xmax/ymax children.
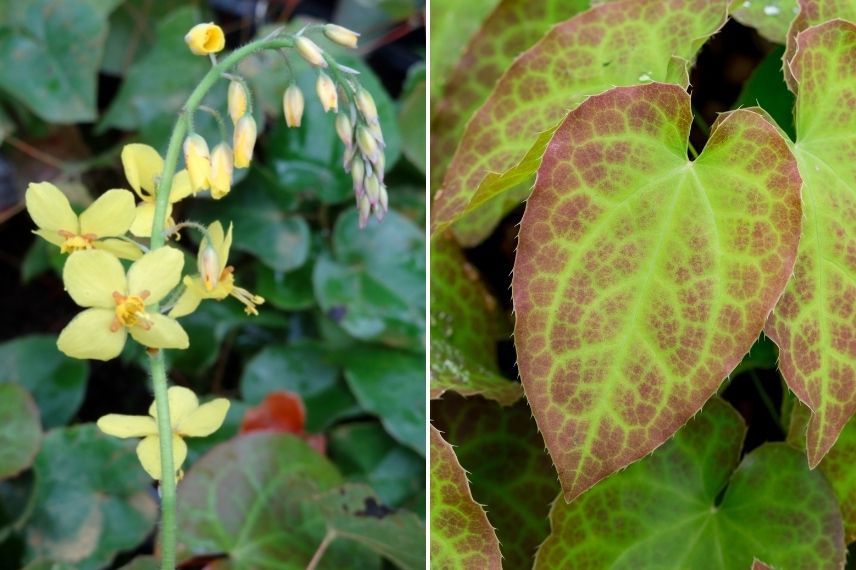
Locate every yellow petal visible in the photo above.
<box><xmin>97</xmin><ymin>414</ymin><xmax>157</xmax><ymax>438</ymax></box>
<box><xmin>129</xmin><ymin>313</ymin><xmax>189</xmax><ymax>350</ymax></box>
<box><xmin>129</xmin><ymin>202</ymin><xmax>173</xmax><ymax>238</ymax></box>
<box><xmin>94</xmin><ymin>238</ymin><xmax>143</xmax><ymax>261</ymax></box>
<box><xmin>63</xmin><ymin>249</ymin><xmax>127</xmax><ymax>308</ymax></box>
<box><xmin>183</xmin><ymin>135</ymin><xmax>211</xmax><ymax>192</ymax></box>
<box><xmin>176</xmin><ymin>398</ymin><xmax>230</xmax><ymax>437</ymax></box>
<box><xmin>121</xmin><ymin>144</ymin><xmax>163</xmax><ymax>199</ymax></box>
<box><xmin>148</xmin><ymin>385</ymin><xmax>198</xmax><ymax>427</ymax></box>
<box><xmin>184</xmin><ymin>23</ymin><xmax>225</xmax><ymax>56</ymax></box>
<box><xmin>209</xmin><ymin>144</ymin><xmax>233</xmax><ymax>200</ymax></box>
<box><xmin>34</xmin><ymin>228</ymin><xmax>66</xmax><ymax>247</ymax></box>
<box><xmin>136</xmin><ymin>434</ymin><xmax>187</xmax><ymax>480</ymax></box>
<box><xmin>233</xmin><ymin>116</ymin><xmax>256</xmax><ymax>168</ymax></box>
<box><xmin>127</xmin><ymin>247</ymin><xmax>184</xmax><ymax>303</ymax></box>
<box><xmin>220</xmin><ymin>223</ymin><xmax>233</xmax><ymax>273</ymax></box>
<box><xmin>79</xmin><ymin>189</ymin><xmax>137</xmax><ymax>237</ymax></box>
<box><xmin>57</xmin><ymin>308</ymin><xmax>127</xmax><ymax>361</ymax></box>
<box><xmin>168</xmin><ymin>283</ymin><xmax>204</xmax><ymax>318</ymax></box>
<box><xmin>168</xmin><ymin>169</ymin><xmax>194</xmax><ymax>203</ymax></box>
<box><xmin>25</xmin><ymin>182</ymin><xmax>79</xmax><ymax>234</ymax></box>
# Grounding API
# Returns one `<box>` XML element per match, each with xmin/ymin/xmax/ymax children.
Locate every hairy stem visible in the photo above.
<box><xmin>150</xmin><ymin>352</ymin><xmax>177</xmax><ymax>570</ymax></box>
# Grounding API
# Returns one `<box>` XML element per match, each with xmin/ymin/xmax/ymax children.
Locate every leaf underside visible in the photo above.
<box><xmin>513</xmin><ymin>83</ymin><xmax>802</xmax><ymax>501</ymax></box>
<box><xmin>765</xmin><ymin>19</ymin><xmax>856</xmax><ymax>467</ymax></box>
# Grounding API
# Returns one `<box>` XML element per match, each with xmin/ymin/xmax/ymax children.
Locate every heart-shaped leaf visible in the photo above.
<box><xmin>513</xmin><ymin>83</ymin><xmax>802</xmax><ymax>500</ymax></box>
<box><xmin>766</xmin><ymin>20</ymin><xmax>856</xmax><ymax>466</ymax></box>
<box><xmin>783</xmin><ymin>0</ymin><xmax>856</xmax><ymax>90</ymax></box>
<box><xmin>535</xmin><ymin>399</ymin><xmax>846</xmax><ymax>569</ymax></box>
<box><xmin>431</xmin><ymin>0</ymin><xmax>730</xmax><ymax>238</ymax></box>
<box><xmin>429</xmin><ymin>426</ymin><xmax>501</xmax><ymax>569</ymax></box>
<box><xmin>0</xmin><ymin>384</ymin><xmax>40</xmax><ymax>480</ymax></box>
<box><xmin>732</xmin><ymin>0</ymin><xmax>798</xmax><ymax>43</ymax></box>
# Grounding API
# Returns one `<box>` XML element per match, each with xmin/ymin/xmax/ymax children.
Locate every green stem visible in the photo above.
<box><xmin>150</xmin><ymin>352</ymin><xmax>177</xmax><ymax>570</ymax></box>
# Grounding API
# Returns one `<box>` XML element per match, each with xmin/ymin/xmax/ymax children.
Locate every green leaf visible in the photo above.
<box><xmin>535</xmin><ymin>399</ymin><xmax>846</xmax><ymax>569</ymax></box>
<box><xmin>398</xmin><ymin>64</ymin><xmax>426</xmax><ymax>174</ymax></box>
<box><xmin>433</xmin><ymin>395</ymin><xmax>559</xmax><ymax>569</ymax></box>
<box><xmin>765</xmin><ymin>20</ymin><xmax>856</xmax><ymax>467</ymax></box>
<box><xmin>256</xmin><ymin>262</ymin><xmax>316</xmax><ymax>311</ymax></box>
<box><xmin>0</xmin><ymin>384</ymin><xmax>40</xmax><ymax>480</ymax></box>
<box><xmin>734</xmin><ymin>45</ymin><xmax>796</xmax><ymax>140</ymax></box>
<box><xmin>782</xmin><ymin>0</ymin><xmax>856</xmax><ymax>91</ymax></box>
<box><xmin>430</xmin><ymin>234</ymin><xmax>521</xmax><ymax>405</ymax></box>
<box><xmin>0</xmin><ymin>335</ymin><xmax>87</xmax><ymax>429</ymax></box>
<box><xmin>732</xmin><ymin>0</ymin><xmax>798</xmax><ymax>43</ymax></box>
<box><xmin>308</xmin><ymin>483</ymin><xmax>426</xmax><ymax>570</ymax></box>
<box><xmin>341</xmin><ymin>347</ymin><xmax>425</xmax><ymax>456</ymax></box>
<box><xmin>0</xmin><ymin>0</ymin><xmax>108</xmax><ymax>122</ymax></box>
<box><xmin>98</xmin><ymin>7</ymin><xmax>207</xmax><ymax>137</ymax></box>
<box><xmin>513</xmin><ymin>84</ymin><xmax>802</xmax><ymax>500</ymax></box>
<box><xmin>175</xmin><ymin>433</ymin><xmax>379</xmax><ymax>568</ymax></box>
<box><xmin>313</xmin><ymin>210</ymin><xmax>425</xmax><ymax>351</ymax></box>
<box><xmin>432</xmin><ymin>0</ymin><xmax>729</xmax><ymax>239</ymax></box>
<box><xmin>23</xmin><ymin>425</ymin><xmax>158</xmax><ymax>570</ymax></box>
<box><xmin>240</xmin><ymin>342</ymin><xmax>360</xmax><ymax>431</ymax></box>
<box><xmin>429</xmin><ymin>426</ymin><xmax>501</xmax><ymax>569</ymax></box>
<box><xmin>329</xmin><ymin>422</ymin><xmax>424</xmax><ymax>508</ymax></box>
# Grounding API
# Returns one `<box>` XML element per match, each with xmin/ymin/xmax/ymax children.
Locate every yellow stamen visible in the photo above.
<box><xmin>228</xmin><ymin>283</ymin><xmax>264</xmax><ymax>316</ymax></box>
<box><xmin>58</xmin><ymin>230</ymin><xmax>97</xmax><ymax>254</ymax></box>
<box><xmin>113</xmin><ymin>290</ymin><xmax>152</xmax><ymax>328</ymax></box>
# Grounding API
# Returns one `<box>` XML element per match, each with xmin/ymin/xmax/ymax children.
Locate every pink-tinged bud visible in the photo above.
<box><xmin>356</xmin><ymin>125</ymin><xmax>379</xmax><ymax>163</ymax></box>
<box><xmin>233</xmin><ymin>115</ymin><xmax>257</xmax><ymax>169</ymax></box>
<box><xmin>199</xmin><ymin>243</ymin><xmax>220</xmax><ymax>291</ymax></box>
<box><xmin>335</xmin><ymin>113</ymin><xmax>353</xmax><ymax>146</ymax></box>
<box><xmin>351</xmin><ymin>158</ymin><xmax>365</xmax><ymax>196</ymax></box>
<box><xmin>368</xmin><ymin>121</ymin><xmax>385</xmax><ymax>146</ymax></box>
<box><xmin>355</xmin><ymin>88</ymin><xmax>378</xmax><ymax>124</ymax></box>
<box><xmin>316</xmin><ymin>72</ymin><xmax>338</xmax><ymax>113</ymax></box>
<box><xmin>378</xmin><ymin>183</ymin><xmax>388</xmax><ymax>213</ymax></box>
<box><xmin>183</xmin><ymin>134</ymin><xmax>211</xmax><ymax>191</ymax></box>
<box><xmin>227</xmin><ymin>81</ymin><xmax>248</xmax><ymax>124</ymax></box>
<box><xmin>209</xmin><ymin>143</ymin><xmax>234</xmax><ymax>200</ymax></box>
<box><xmin>376</xmin><ymin>151</ymin><xmax>386</xmax><ymax>183</ymax></box>
<box><xmin>323</xmin><ymin>24</ymin><xmax>360</xmax><ymax>49</ymax></box>
<box><xmin>343</xmin><ymin>143</ymin><xmax>357</xmax><ymax>170</ymax></box>
<box><xmin>295</xmin><ymin>36</ymin><xmax>327</xmax><ymax>67</ymax></box>
<box><xmin>365</xmin><ymin>174</ymin><xmax>381</xmax><ymax>206</ymax></box>
<box><xmin>185</xmin><ymin>23</ymin><xmax>225</xmax><ymax>56</ymax></box>
<box><xmin>358</xmin><ymin>194</ymin><xmax>371</xmax><ymax>229</ymax></box>
<box><xmin>283</xmin><ymin>85</ymin><xmax>304</xmax><ymax>128</ymax></box>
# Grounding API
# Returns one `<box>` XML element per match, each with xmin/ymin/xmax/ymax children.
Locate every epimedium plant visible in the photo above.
<box><xmin>430</xmin><ymin>0</ymin><xmax>854</xmax><ymax>568</ymax></box>
<box><xmin>3</xmin><ymin>11</ymin><xmax>424</xmax><ymax>570</ymax></box>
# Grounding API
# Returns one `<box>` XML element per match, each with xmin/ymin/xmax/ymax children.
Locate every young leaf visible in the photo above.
<box><xmin>0</xmin><ymin>384</ymin><xmax>40</xmax><ymax>480</ymax></box>
<box><xmin>535</xmin><ymin>399</ymin><xmax>846</xmax><ymax>569</ymax></box>
<box><xmin>732</xmin><ymin>0</ymin><xmax>798</xmax><ymax>44</ymax></box>
<box><xmin>766</xmin><ymin>20</ymin><xmax>856</xmax><ymax>467</ymax></box>
<box><xmin>430</xmin><ymin>234</ymin><xmax>521</xmax><ymax>405</ymax></box>
<box><xmin>429</xmin><ymin>426</ymin><xmax>501</xmax><ymax>569</ymax></box>
<box><xmin>431</xmin><ymin>0</ymin><xmax>729</xmax><ymax>237</ymax></box>
<box><xmin>782</xmin><ymin>0</ymin><xmax>856</xmax><ymax>90</ymax></box>
<box><xmin>513</xmin><ymin>83</ymin><xmax>802</xmax><ymax>501</ymax></box>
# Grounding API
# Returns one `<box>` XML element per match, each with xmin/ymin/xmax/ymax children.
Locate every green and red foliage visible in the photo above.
<box><xmin>430</xmin><ymin>0</ymin><xmax>856</xmax><ymax>567</ymax></box>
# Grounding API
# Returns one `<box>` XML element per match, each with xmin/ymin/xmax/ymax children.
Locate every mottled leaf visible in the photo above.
<box><xmin>513</xmin><ymin>83</ymin><xmax>802</xmax><ymax>500</ymax></box>
<box><xmin>429</xmin><ymin>426</ymin><xmax>501</xmax><ymax>570</ymax></box>
<box><xmin>766</xmin><ymin>20</ymin><xmax>856</xmax><ymax>466</ymax></box>
<box><xmin>430</xmin><ymin>234</ymin><xmax>521</xmax><ymax>405</ymax></box>
<box><xmin>535</xmin><ymin>399</ymin><xmax>846</xmax><ymax>569</ymax></box>
<box><xmin>23</xmin><ymin>426</ymin><xmax>158</xmax><ymax>570</ymax></box>
<box><xmin>0</xmin><ymin>384</ymin><xmax>40</xmax><ymax>480</ymax></box>
<box><xmin>733</xmin><ymin>0</ymin><xmax>798</xmax><ymax>43</ymax></box>
<box><xmin>432</xmin><ymin>0</ymin><xmax>729</xmax><ymax>237</ymax></box>
<box><xmin>783</xmin><ymin>0</ymin><xmax>856</xmax><ymax>91</ymax></box>
<box><xmin>433</xmin><ymin>395</ymin><xmax>559</xmax><ymax>569</ymax></box>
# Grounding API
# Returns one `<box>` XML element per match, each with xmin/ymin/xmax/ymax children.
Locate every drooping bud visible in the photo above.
<box><xmin>227</xmin><ymin>81</ymin><xmax>248</xmax><ymax>124</ymax></box>
<box><xmin>335</xmin><ymin>113</ymin><xmax>353</xmax><ymax>146</ymax></box>
<box><xmin>316</xmin><ymin>72</ymin><xmax>338</xmax><ymax>113</ymax></box>
<box><xmin>351</xmin><ymin>158</ymin><xmax>365</xmax><ymax>197</ymax></box>
<box><xmin>185</xmin><ymin>23</ymin><xmax>225</xmax><ymax>55</ymax></box>
<box><xmin>295</xmin><ymin>36</ymin><xmax>327</xmax><ymax>67</ymax></box>
<box><xmin>376</xmin><ymin>151</ymin><xmax>386</xmax><ymax>183</ymax></box>
<box><xmin>368</xmin><ymin>121</ymin><xmax>385</xmax><ymax>146</ymax></box>
<box><xmin>365</xmin><ymin>174</ymin><xmax>380</xmax><ymax>206</ymax></box>
<box><xmin>377</xmin><ymin>183</ymin><xmax>389</xmax><ymax>214</ymax></box>
<box><xmin>343</xmin><ymin>143</ymin><xmax>357</xmax><ymax>170</ymax></box>
<box><xmin>323</xmin><ymin>24</ymin><xmax>360</xmax><ymax>49</ymax></box>
<box><xmin>233</xmin><ymin>115</ymin><xmax>257</xmax><ymax>169</ymax></box>
<box><xmin>209</xmin><ymin>143</ymin><xmax>234</xmax><ymax>200</ymax></box>
<box><xmin>358</xmin><ymin>194</ymin><xmax>371</xmax><ymax>229</ymax></box>
<box><xmin>283</xmin><ymin>85</ymin><xmax>304</xmax><ymax>128</ymax></box>
<box><xmin>356</xmin><ymin>125</ymin><xmax>379</xmax><ymax>163</ymax></box>
<box><xmin>355</xmin><ymin>88</ymin><xmax>378</xmax><ymax>124</ymax></box>
<box><xmin>183</xmin><ymin>134</ymin><xmax>211</xmax><ymax>191</ymax></box>
<box><xmin>199</xmin><ymin>242</ymin><xmax>220</xmax><ymax>292</ymax></box>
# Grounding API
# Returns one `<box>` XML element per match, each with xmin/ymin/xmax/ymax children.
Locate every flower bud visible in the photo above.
<box><xmin>283</xmin><ymin>85</ymin><xmax>304</xmax><ymax>128</ymax></box>
<box><xmin>295</xmin><ymin>36</ymin><xmax>327</xmax><ymax>67</ymax></box>
<box><xmin>343</xmin><ymin>143</ymin><xmax>357</xmax><ymax>170</ymax></box>
<box><xmin>335</xmin><ymin>113</ymin><xmax>353</xmax><ymax>146</ymax></box>
<box><xmin>376</xmin><ymin>151</ymin><xmax>386</xmax><ymax>182</ymax></box>
<box><xmin>368</xmin><ymin>121</ymin><xmax>385</xmax><ymax>147</ymax></box>
<box><xmin>355</xmin><ymin>88</ymin><xmax>378</xmax><ymax>124</ymax></box>
<box><xmin>378</xmin><ymin>183</ymin><xmax>389</xmax><ymax>214</ymax></box>
<box><xmin>209</xmin><ymin>143</ymin><xmax>234</xmax><ymax>200</ymax></box>
<box><xmin>233</xmin><ymin>115</ymin><xmax>257</xmax><ymax>169</ymax></box>
<box><xmin>199</xmin><ymin>243</ymin><xmax>220</xmax><ymax>291</ymax></box>
<box><xmin>316</xmin><ymin>72</ymin><xmax>338</xmax><ymax>113</ymax></box>
<box><xmin>351</xmin><ymin>158</ymin><xmax>365</xmax><ymax>197</ymax></box>
<box><xmin>356</xmin><ymin>125</ymin><xmax>379</xmax><ymax>163</ymax></box>
<box><xmin>185</xmin><ymin>23</ymin><xmax>225</xmax><ymax>56</ymax></box>
<box><xmin>358</xmin><ymin>194</ymin><xmax>371</xmax><ymax>229</ymax></box>
<box><xmin>183</xmin><ymin>134</ymin><xmax>211</xmax><ymax>191</ymax></box>
<box><xmin>323</xmin><ymin>24</ymin><xmax>360</xmax><ymax>49</ymax></box>
<box><xmin>365</xmin><ymin>173</ymin><xmax>380</xmax><ymax>206</ymax></box>
<box><xmin>227</xmin><ymin>81</ymin><xmax>248</xmax><ymax>124</ymax></box>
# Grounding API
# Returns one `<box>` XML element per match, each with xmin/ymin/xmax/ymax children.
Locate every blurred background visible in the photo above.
<box><xmin>0</xmin><ymin>0</ymin><xmax>425</xmax><ymax>568</ymax></box>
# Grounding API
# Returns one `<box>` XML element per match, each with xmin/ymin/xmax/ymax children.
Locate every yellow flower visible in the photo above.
<box><xmin>97</xmin><ymin>386</ymin><xmax>230</xmax><ymax>481</ymax></box>
<box><xmin>121</xmin><ymin>144</ymin><xmax>194</xmax><ymax>238</ymax></box>
<box><xmin>283</xmin><ymin>84</ymin><xmax>304</xmax><ymax>128</ymax></box>
<box><xmin>295</xmin><ymin>36</ymin><xmax>327</xmax><ymax>68</ymax></box>
<box><xmin>335</xmin><ymin>113</ymin><xmax>353</xmax><ymax>146</ymax></box>
<box><xmin>183</xmin><ymin>134</ymin><xmax>211</xmax><ymax>193</ymax></box>
<box><xmin>316</xmin><ymin>72</ymin><xmax>338</xmax><ymax>113</ymax></box>
<box><xmin>25</xmin><ymin>182</ymin><xmax>142</xmax><ymax>260</ymax></box>
<box><xmin>184</xmin><ymin>23</ymin><xmax>225</xmax><ymax>56</ymax></box>
<box><xmin>227</xmin><ymin>80</ymin><xmax>248</xmax><ymax>124</ymax></box>
<box><xmin>233</xmin><ymin>116</ymin><xmax>257</xmax><ymax>169</ymax></box>
<box><xmin>57</xmin><ymin>247</ymin><xmax>189</xmax><ymax>360</ymax></box>
<box><xmin>169</xmin><ymin>221</ymin><xmax>264</xmax><ymax>317</ymax></box>
<box><xmin>323</xmin><ymin>24</ymin><xmax>360</xmax><ymax>49</ymax></box>
<box><xmin>209</xmin><ymin>143</ymin><xmax>234</xmax><ymax>200</ymax></box>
